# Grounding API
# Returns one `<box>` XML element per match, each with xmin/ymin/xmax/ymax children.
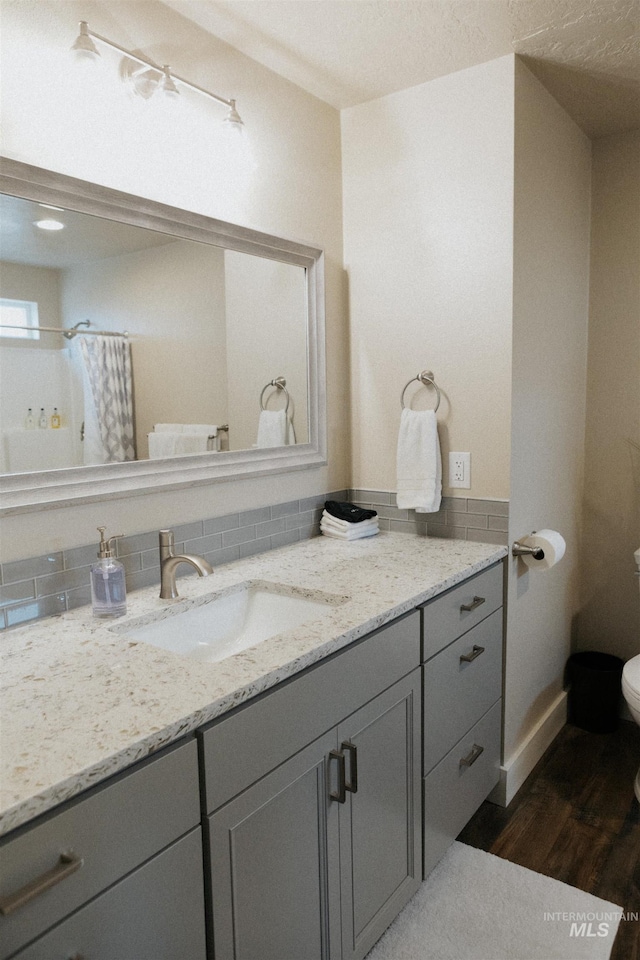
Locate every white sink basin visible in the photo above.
<box><xmin>118</xmin><ymin>581</ymin><xmax>343</xmax><ymax>664</ymax></box>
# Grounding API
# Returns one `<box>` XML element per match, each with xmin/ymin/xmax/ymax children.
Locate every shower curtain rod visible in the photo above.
<box><xmin>0</xmin><ymin>323</ymin><xmax>128</xmax><ymax>339</ymax></box>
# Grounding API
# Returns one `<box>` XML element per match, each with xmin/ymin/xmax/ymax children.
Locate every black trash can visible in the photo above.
<box><xmin>566</xmin><ymin>652</ymin><xmax>624</xmax><ymax>733</ymax></box>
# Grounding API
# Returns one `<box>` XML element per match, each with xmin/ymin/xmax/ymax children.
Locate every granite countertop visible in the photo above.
<box><xmin>0</xmin><ymin>532</ymin><xmax>507</xmax><ymax>837</ymax></box>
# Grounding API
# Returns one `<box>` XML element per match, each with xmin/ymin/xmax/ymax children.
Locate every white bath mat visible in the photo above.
<box><xmin>366</xmin><ymin>841</ymin><xmax>623</xmax><ymax>960</ymax></box>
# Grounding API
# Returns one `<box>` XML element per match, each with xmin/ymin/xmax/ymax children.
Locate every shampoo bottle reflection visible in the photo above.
<box><xmin>50</xmin><ymin>408</ymin><xmax>61</xmax><ymax>428</ymax></box>
<box><xmin>25</xmin><ymin>408</ymin><xmax>35</xmax><ymax>429</ymax></box>
<box><xmin>90</xmin><ymin>527</ymin><xmax>127</xmax><ymax>618</ymax></box>
<box><xmin>38</xmin><ymin>407</ymin><xmax>47</xmax><ymax>429</ymax></box>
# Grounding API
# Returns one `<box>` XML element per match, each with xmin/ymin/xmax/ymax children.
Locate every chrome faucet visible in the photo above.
<box><xmin>158</xmin><ymin>529</ymin><xmax>213</xmax><ymax>600</ymax></box>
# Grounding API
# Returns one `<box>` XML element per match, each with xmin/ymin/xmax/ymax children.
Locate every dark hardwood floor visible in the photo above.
<box><xmin>459</xmin><ymin>720</ymin><xmax>640</xmax><ymax>960</ymax></box>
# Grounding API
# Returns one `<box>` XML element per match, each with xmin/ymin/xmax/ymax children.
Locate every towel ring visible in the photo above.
<box><xmin>260</xmin><ymin>377</ymin><xmax>290</xmax><ymax>414</ymax></box>
<box><xmin>400</xmin><ymin>371</ymin><xmax>441</xmax><ymax>412</ymax></box>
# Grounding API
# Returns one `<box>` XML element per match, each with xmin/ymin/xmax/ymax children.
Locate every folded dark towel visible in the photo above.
<box><xmin>324</xmin><ymin>500</ymin><xmax>378</xmax><ymax>523</ymax></box>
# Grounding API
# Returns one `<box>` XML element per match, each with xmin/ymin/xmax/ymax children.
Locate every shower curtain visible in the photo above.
<box><xmin>75</xmin><ymin>335</ymin><xmax>136</xmax><ymax>464</ymax></box>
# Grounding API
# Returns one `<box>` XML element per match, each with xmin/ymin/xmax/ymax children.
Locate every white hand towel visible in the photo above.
<box><xmin>320</xmin><ymin>522</ymin><xmax>379</xmax><ymax>540</ymax></box>
<box><xmin>396</xmin><ymin>408</ymin><xmax>442</xmax><ymax>513</ymax></box>
<box><xmin>321</xmin><ymin>512</ymin><xmax>379</xmax><ymax>533</ymax></box>
<box><xmin>174</xmin><ymin>434</ymin><xmax>209</xmax><ymax>455</ymax></box>
<box><xmin>148</xmin><ymin>432</ymin><xmax>179</xmax><ymax>458</ymax></box>
<box><xmin>154</xmin><ymin>423</ymin><xmax>217</xmax><ymax>435</ymax></box>
<box><xmin>256</xmin><ymin>409</ymin><xmax>288</xmax><ymax>447</ymax></box>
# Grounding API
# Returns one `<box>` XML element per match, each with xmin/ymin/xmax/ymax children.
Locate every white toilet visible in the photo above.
<box><xmin>621</xmin><ymin>547</ymin><xmax>640</xmax><ymax>802</ymax></box>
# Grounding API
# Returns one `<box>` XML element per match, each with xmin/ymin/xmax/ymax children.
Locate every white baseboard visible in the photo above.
<box><xmin>488</xmin><ymin>690</ymin><xmax>568</xmax><ymax>807</ymax></box>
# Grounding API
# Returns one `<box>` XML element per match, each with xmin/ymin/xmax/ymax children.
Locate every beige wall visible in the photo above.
<box><xmin>63</xmin><ymin>240</ymin><xmax>228</xmax><ymax>459</ymax></box>
<box><xmin>341</xmin><ymin>56</ymin><xmax>515</xmax><ymax>499</ymax></box>
<box><xmin>0</xmin><ymin>0</ymin><xmax>346</xmax><ymax>562</ymax></box>
<box><xmin>502</xmin><ymin>61</ymin><xmax>591</xmax><ymax>798</ymax></box>
<box><xmin>577</xmin><ymin>130</ymin><xmax>640</xmax><ymax>662</ymax></box>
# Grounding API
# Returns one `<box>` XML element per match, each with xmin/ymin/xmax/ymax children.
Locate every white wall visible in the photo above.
<box><xmin>578</xmin><ymin>130</ymin><xmax>640</xmax><ymax>663</ymax></box>
<box><xmin>0</xmin><ymin>0</ymin><xmax>346</xmax><ymax>562</ymax></box>
<box><xmin>501</xmin><ymin>61</ymin><xmax>591</xmax><ymax>802</ymax></box>
<box><xmin>341</xmin><ymin>56</ymin><xmax>515</xmax><ymax>499</ymax></box>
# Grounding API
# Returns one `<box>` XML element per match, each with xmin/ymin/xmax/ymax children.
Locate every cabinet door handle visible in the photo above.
<box><xmin>329</xmin><ymin>749</ymin><xmax>346</xmax><ymax>803</ymax></box>
<box><xmin>341</xmin><ymin>741</ymin><xmax>358</xmax><ymax>794</ymax></box>
<box><xmin>460</xmin><ymin>595</ymin><xmax>486</xmax><ymax>612</ymax></box>
<box><xmin>0</xmin><ymin>852</ymin><xmax>83</xmax><ymax>916</ymax></box>
<box><xmin>459</xmin><ymin>744</ymin><xmax>484</xmax><ymax>769</ymax></box>
<box><xmin>459</xmin><ymin>644</ymin><xmax>485</xmax><ymax>664</ymax></box>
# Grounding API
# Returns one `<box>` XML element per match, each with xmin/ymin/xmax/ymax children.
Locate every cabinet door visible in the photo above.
<box><xmin>13</xmin><ymin>828</ymin><xmax>206</xmax><ymax>960</ymax></box>
<box><xmin>337</xmin><ymin>669</ymin><xmax>422</xmax><ymax>960</ymax></box>
<box><xmin>207</xmin><ymin>729</ymin><xmax>341</xmax><ymax>960</ymax></box>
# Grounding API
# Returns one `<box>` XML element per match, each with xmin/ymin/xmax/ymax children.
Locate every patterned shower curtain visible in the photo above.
<box><xmin>77</xmin><ymin>335</ymin><xmax>136</xmax><ymax>464</ymax></box>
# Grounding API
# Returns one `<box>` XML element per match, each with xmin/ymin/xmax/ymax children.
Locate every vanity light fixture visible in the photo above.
<box><xmin>70</xmin><ymin>21</ymin><xmax>245</xmax><ymax>132</ymax></box>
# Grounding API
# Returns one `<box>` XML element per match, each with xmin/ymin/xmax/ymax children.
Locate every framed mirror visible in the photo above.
<box><xmin>0</xmin><ymin>158</ymin><xmax>326</xmax><ymax>515</ymax></box>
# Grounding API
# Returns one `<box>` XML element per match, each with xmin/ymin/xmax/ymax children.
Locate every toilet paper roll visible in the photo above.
<box><xmin>521</xmin><ymin>529</ymin><xmax>566</xmax><ymax>570</ymax></box>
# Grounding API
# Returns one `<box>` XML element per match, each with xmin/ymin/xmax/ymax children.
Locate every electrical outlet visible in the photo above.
<box><xmin>449</xmin><ymin>452</ymin><xmax>471</xmax><ymax>489</ymax></box>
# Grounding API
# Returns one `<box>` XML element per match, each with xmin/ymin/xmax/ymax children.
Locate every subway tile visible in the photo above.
<box><xmin>466</xmin><ymin>528</ymin><xmax>508</xmax><ymax>546</ymax></box>
<box><xmin>3</xmin><ymin>553</ymin><xmax>63</xmax><ymax>583</ymax></box>
<box><xmin>271</xmin><ymin>529</ymin><xmax>300</xmax><ymax>550</ymax></box>
<box><xmin>376</xmin><ymin>505</ymin><xmax>410</xmax><ymax>521</ymax></box>
<box><xmin>205</xmin><ymin>544</ymin><xmax>240</xmax><ymax>568</ymax></box>
<box><xmin>421</xmin><ymin>508</ymin><xmax>447</xmax><ymax>525</ymax></box>
<box><xmin>0</xmin><ymin>609</ymin><xmax>6</xmax><ymax>629</ymax></box>
<box><xmin>238</xmin><ymin>506</ymin><xmax>271</xmax><ymax>527</ymax></box>
<box><xmin>0</xmin><ymin>580</ymin><xmax>36</xmax><ymax>607</ymax></box>
<box><xmin>125</xmin><ymin>567</ymin><xmax>162</xmax><ymax>592</ymax></box>
<box><xmin>299</xmin><ymin>522</ymin><xmax>321</xmax><ymax>540</ymax></box>
<box><xmin>238</xmin><ymin>538</ymin><xmax>272</xmax><ymax>560</ymax></box>
<box><xmin>472</xmin><ymin>499</ymin><xmax>509</xmax><ymax>517</ymax></box>
<box><xmin>66</xmin><ymin>584</ymin><xmax>93</xmax><ymax>610</ymax></box>
<box><xmin>270</xmin><ymin>500</ymin><xmax>300</xmax><ymax>519</ymax></box>
<box><xmin>223</xmin><ymin>526</ymin><xmax>256</xmax><ymax>548</ymax></box>
<box><xmin>64</xmin><ymin>543</ymin><xmax>99</xmax><ymax>570</ymax></box>
<box><xmin>388</xmin><ymin>519</ymin><xmax>428</xmax><ymax>536</ymax></box>
<box><xmin>488</xmin><ymin>515</ymin><xmax>509</xmax><ymax>532</ymax></box>
<box><xmin>298</xmin><ymin>494</ymin><xmax>328</xmax><ymax>513</ymax></box>
<box><xmin>426</xmin><ymin>523</ymin><xmax>467</xmax><ymax>540</ymax></box>
<box><xmin>116</xmin><ymin>531</ymin><xmax>158</xmax><ymax>557</ymax></box>
<box><xmin>184</xmin><ymin>533</ymin><xmax>223</xmax><ymax>556</ymax></box>
<box><xmin>141</xmin><ymin>548</ymin><xmax>162</xmax><ymax>570</ymax></box>
<box><xmin>172</xmin><ymin>521</ymin><xmax>205</xmax><ymax>543</ymax></box>
<box><xmin>255</xmin><ymin>518</ymin><xmax>287</xmax><ymax>539</ymax></box>
<box><xmin>441</xmin><ymin>497</ymin><xmax>467</xmax><ymax>512</ymax></box>
<box><xmin>118</xmin><ymin>554</ymin><xmax>142</xmax><ymax>577</ymax></box>
<box><xmin>286</xmin><ymin>510</ymin><xmax>315</xmax><ymax>530</ymax></box>
<box><xmin>450</xmin><ymin>512</ymin><xmax>488</xmax><ymax>530</ymax></box>
<box><xmin>204</xmin><ymin>514</ymin><xmax>240</xmax><ymax>535</ymax></box>
<box><xmin>350</xmin><ymin>489</ymin><xmax>392</xmax><ymax>505</ymax></box>
<box><xmin>6</xmin><ymin>595</ymin><xmax>66</xmax><ymax>628</ymax></box>
<box><xmin>36</xmin><ymin>567</ymin><xmax>88</xmax><ymax>597</ymax></box>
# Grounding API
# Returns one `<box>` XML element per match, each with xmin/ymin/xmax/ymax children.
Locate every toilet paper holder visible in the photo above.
<box><xmin>512</xmin><ymin>534</ymin><xmax>545</xmax><ymax>561</ymax></box>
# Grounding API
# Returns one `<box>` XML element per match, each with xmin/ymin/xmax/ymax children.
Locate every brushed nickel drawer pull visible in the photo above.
<box><xmin>329</xmin><ymin>749</ymin><xmax>346</xmax><ymax>803</ymax></box>
<box><xmin>341</xmin><ymin>741</ymin><xmax>358</xmax><ymax>794</ymax></box>
<box><xmin>460</xmin><ymin>595</ymin><xmax>486</xmax><ymax>612</ymax></box>
<box><xmin>460</xmin><ymin>644</ymin><xmax>485</xmax><ymax>664</ymax></box>
<box><xmin>0</xmin><ymin>852</ymin><xmax>83</xmax><ymax>916</ymax></box>
<box><xmin>459</xmin><ymin>744</ymin><xmax>484</xmax><ymax>769</ymax></box>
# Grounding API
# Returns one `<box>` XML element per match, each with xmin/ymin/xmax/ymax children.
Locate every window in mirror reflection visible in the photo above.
<box><xmin>0</xmin><ymin>193</ymin><xmax>310</xmax><ymax>475</ymax></box>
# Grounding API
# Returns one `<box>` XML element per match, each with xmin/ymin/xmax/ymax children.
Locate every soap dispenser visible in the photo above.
<box><xmin>90</xmin><ymin>527</ymin><xmax>127</xmax><ymax>618</ymax></box>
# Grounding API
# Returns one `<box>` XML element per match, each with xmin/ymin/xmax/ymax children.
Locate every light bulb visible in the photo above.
<box><xmin>71</xmin><ymin>21</ymin><xmax>100</xmax><ymax>64</ymax></box>
<box><xmin>222</xmin><ymin>99</ymin><xmax>245</xmax><ymax>136</ymax></box>
<box><xmin>159</xmin><ymin>65</ymin><xmax>180</xmax><ymax>100</ymax></box>
<box><xmin>34</xmin><ymin>219</ymin><xmax>65</xmax><ymax>231</ymax></box>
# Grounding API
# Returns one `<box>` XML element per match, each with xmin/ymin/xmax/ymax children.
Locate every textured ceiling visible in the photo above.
<box><xmin>160</xmin><ymin>0</ymin><xmax>640</xmax><ymax>138</ymax></box>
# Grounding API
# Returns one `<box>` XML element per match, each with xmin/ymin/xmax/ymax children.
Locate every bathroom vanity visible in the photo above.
<box><xmin>0</xmin><ymin>533</ymin><xmax>506</xmax><ymax>960</ymax></box>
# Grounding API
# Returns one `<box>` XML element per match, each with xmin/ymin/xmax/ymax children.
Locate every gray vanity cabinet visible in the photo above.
<box><xmin>200</xmin><ymin>612</ymin><xmax>422</xmax><ymax>960</ymax></box>
<box><xmin>0</xmin><ymin>738</ymin><xmax>206</xmax><ymax>960</ymax></box>
<box><xmin>420</xmin><ymin>561</ymin><xmax>504</xmax><ymax>877</ymax></box>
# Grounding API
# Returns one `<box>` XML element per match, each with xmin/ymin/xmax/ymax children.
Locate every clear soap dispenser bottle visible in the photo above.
<box><xmin>90</xmin><ymin>527</ymin><xmax>127</xmax><ymax>618</ymax></box>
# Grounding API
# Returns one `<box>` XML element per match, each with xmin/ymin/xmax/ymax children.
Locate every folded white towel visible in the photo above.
<box><xmin>148</xmin><ymin>432</ymin><xmax>210</xmax><ymax>458</ymax></box>
<box><xmin>256</xmin><ymin>409</ymin><xmax>293</xmax><ymax>447</ymax></box>
<box><xmin>396</xmin><ymin>408</ymin><xmax>442</xmax><ymax>513</ymax></box>
<box><xmin>154</xmin><ymin>423</ymin><xmax>218</xmax><ymax>436</ymax></box>
<box><xmin>320</xmin><ymin>521</ymin><xmax>379</xmax><ymax>540</ymax></box>
<box><xmin>321</xmin><ymin>511</ymin><xmax>379</xmax><ymax>533</ymax></box>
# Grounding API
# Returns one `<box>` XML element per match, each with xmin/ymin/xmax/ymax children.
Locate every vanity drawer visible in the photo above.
<box><xmin>0</xmin><ymin>738</ymin><xmax>200</xmax><ymax>960</ymax></box>
<box><xmin>423</xmin><ymin>609</ymin><xmax>503</xmax><ymax>773</ymax></box>
<box><xmin>199</xmin><ymin>610</ymin><xmax>420</xmax><ymax>813</ymax></box>
<box><xmin>12</xmin><ymin>828</ymin><xmax>206</xmax><ymax>960</ymax></box>
<box><xmin>423</xmin><ymin>699</ymin><xmax>501</xmax><ymax>878</ymax></box>
<box><xmin>421</xmin><ymin>562</ymin><xmax>503</xmax><ymax>660</ymax></box>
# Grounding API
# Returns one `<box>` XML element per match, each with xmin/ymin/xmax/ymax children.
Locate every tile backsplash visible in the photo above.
<box><xmin>0</xmin><ymin>489</ymin><xmax>508</xmax><ymax>630</ymax></box>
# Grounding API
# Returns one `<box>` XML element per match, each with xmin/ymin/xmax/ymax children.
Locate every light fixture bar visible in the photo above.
<box><xmin>76</xmin><ymin>21</ymin><xmax>238</xmax><ymax>111</ymax></box>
